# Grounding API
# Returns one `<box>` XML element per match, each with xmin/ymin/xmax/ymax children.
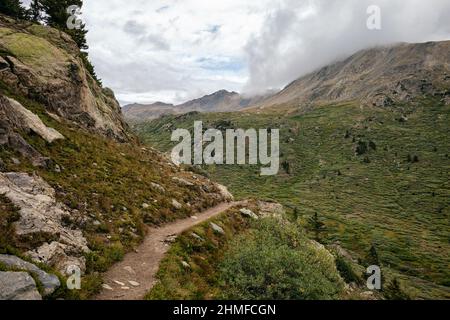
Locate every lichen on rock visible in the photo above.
<box><xmin>0</xmin><ymin>172</ymin><xmax>89</xmax><ymax>274</ymax></box>
<box><xmin>0</xmin><ymin>16</ymin><xmax>130</xmax><ymax>142</ymax></box>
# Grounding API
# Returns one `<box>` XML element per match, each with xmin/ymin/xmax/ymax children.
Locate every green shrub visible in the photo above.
<box><xmin>384</xmin><ymin>278</ymin><xmax>411</xmax><ymax>300</ymax></box>
<box><xmin>335</xmin><ymin>256</ymin><xmax>362</xmax><ymax>284</ymax></box>
<box><xmin>356</xmin><ymin>141</ymin><xmax>368</xmax><ymax>155</ymax></box>
<box><xmin>219</xmin><ymin>219</ymin><xmax>343</xmax><ymax>300</ymax></box>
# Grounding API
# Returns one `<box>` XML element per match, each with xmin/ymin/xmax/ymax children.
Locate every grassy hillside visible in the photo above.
<box><xmin>0</xmin><ymin>82</ymin><xmax>225</xmax><ymax>299</ymax></box>
<box><xmin>133</xmin><ymin>96</ymin><xmax>450</xmax><ymax>299</ymax></box>
<box><xmin>147</xmin><ymin>202</ymin><xmax>345</xmax><ymax>300</ymax></box>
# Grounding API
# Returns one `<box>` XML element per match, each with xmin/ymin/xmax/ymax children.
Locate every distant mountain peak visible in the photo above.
<box><xmin>123</xmin><ymin>89</ymin><xmax>269</xmax><ymax>122</ymax></box>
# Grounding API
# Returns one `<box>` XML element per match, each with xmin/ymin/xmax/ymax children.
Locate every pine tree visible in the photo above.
<box><xmin>309</xmin><ymin>212</ymin><xmax>325</xmax><ymax>241</ymax></box>
<box><xmin>366</xmin><ymin>244</ymin><xmax>380</xmax><ymax>266</ymax></box>
<box><xmin>293</xmin><ymin>207</ymin><xmax>299</xmax><ymax>221</ymax></box>
<box><xmin>0</xmin><ymin>0</ymin><xmax>27</xmax><ymax>19</ymax></box>
<box><xmin>40</xmin><ymin>0</ymin><xmax>88</xmax><ymax>50</ymax></box>
<box><xmin>28</xmin><ymin>0</ymin><xmax>43</xmax><ymax>23</ymax></box>
<box><xmin>39</xmin><ymin>0</ymin><xmax>100</xmax><ymax>83</ymax></box>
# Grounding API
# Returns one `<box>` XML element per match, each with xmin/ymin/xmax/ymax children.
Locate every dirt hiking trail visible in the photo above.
<box><xmin>94</xmin><ymin>201</ymin><xmax>240</xmax><ymax>300</ymax></box>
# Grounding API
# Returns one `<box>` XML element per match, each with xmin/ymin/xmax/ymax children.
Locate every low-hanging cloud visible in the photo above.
<box><xmin>243</xmin><ymin>0</ymin><xmax>450</xmax><ymax>94</ymax></box>
<box><xmin>21</xmin><ymin>0</ymin><xmax>448</xmax><ymax>104</ymax></box>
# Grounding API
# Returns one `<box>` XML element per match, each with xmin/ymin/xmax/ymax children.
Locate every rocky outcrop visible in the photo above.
<box><xmin>4</xmin><ymin>96</ymin><xmax>64</xmax><ymax>143</ymax></box>
<box><xmin>0</xmin><ymin>272</ymin><xmax>42</xmax><ymax>300</ymax></box>
<box><xmin>210</xmin><ymin>222</ymin><xmax>225</xmax><ymax>235</ymax></box>
<box><xmin>0</xmin><ymin>172</ymin><xmax>89</xmax><ymax>274</ymax></box>
<box><xmin>0</xmin><ymin>255</ymin><xmax>60</xmax><ymax>296</ymax></box>
<box><xmin>240</xmin><ymin>208</ymin><xmax>258</xmax><ymax>219</ymax></box>
<box><xmin>0</xmin><ymin>15</ymin><xmax>130</xmax><ymax>142</ymax></box>
<box><xmin>216</xmin><ymin>184</ymin><xmax>234</xmax><ymax>202</ymax></box>
<box><xmin>0</xmin><ymin>95</ymin><xmax>64</xmax><ymax>167</ymax></box>
<box><xmin>257</xmin><ymin>201</ymin><xmax>285</xmax><ymax>218</ymax></box>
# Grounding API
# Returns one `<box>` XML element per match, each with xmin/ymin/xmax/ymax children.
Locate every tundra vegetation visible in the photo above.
<box><xmin>135</xmin><ymin>96</ymin><xmax>450</xmax><ymax>299</ymax></box>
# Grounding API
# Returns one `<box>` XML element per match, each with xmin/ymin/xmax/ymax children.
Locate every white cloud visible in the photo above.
<box><xmin>78</xmin><ymin>0</ymin><xmax>450</xmax><ymax>104</ymax></box>
<box><xmin>243</xmin><ymin>0</ymin><xmax>450</xmax><ymax>94</ymax></box>
<box><xmin>82</xmin><ymin>0</ymin><xmax>271</xmax><ymax>105</ymax></box>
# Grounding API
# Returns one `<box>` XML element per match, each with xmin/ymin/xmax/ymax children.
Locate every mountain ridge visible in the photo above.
<box><xmin>250</xmin><ymin>40</ymin><xmax>450</xmax><ymax>111</ymax></box>
<box><xmin>122</xmin><ymin>90</ymin><xmax>271</xmax><ymax>122</ymax></box>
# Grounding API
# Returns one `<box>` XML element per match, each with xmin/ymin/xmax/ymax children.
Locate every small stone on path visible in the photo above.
<box><xmin>102</xmin><ymin>284</ymin><xmax>113</xmax><ymax>291</ymax></box>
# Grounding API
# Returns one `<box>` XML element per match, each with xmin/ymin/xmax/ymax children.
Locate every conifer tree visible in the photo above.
<box><xmin>40</xmin><ymin>0</ymin><xmax>88</xmax><ymax>50</ymax></box>
<box><xmin>29</xmin><ymin>0</ymin><xmax>43</xmax><ymax>23</ymax></box>
<box><xmin>39</xmin><ymin>0</ymin><xmax>100</xmax><ymax>83</ymax></box>
<box><xmin>366</xmin><ymin>244</ymin><xmax>380</xmax><ymax>266</ymax></box>
<box><xmin>0</xmin><ymin>0</ymin><xmax>27</xmax><ymax>19</ymax></box>
<box><xmin>309</xmin><ymin>212</ymin><xmax>326</xmax><ymax>241</ymax></box>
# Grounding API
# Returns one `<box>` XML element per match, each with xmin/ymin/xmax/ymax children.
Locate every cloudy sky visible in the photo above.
<box><xmin>22</xmin><ymin>0</ymin><xmax>450</xmax><ymax>105</ymax></box>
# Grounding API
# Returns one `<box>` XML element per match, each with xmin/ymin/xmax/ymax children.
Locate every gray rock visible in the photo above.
<box><xmin>0</xmin><ymin>22</ymin><xmax>130</xmax><ymax>142</ymax></box>
<box><xmin>150</xmin><ymin>182</ymin><xmax>165</xmax><ymax>193</ymax></box>
<box><xmin>27</xmin><ymin>241</ymin><xmax>87</xmax><ymax>276</ymax></box>
<box><xmin>210</xmin><ymin>222</ymin><xmax>225</xmax><ymax>235</ymax></box>
<box><xmin>3</xmin><ymin>97</ymin><xmax>64</xmax><ymax>143</ymax></box>
<box><xmin>164</xmin><ymin>234</ymin><xmax>177</xmax><ymax>244</ymax></box>
<box><xmin>0</xmin><ymin>96</ymin><xmax>62</xmax><ymax>167</ymax></box>
<box><xmin>0</xmin><ymin>255</ymin><xmax>60</xmax><ymax>296</ymax></box>
<box><xmin>240</xmin><ymin>208</ymin><xmax>259</xmax><ymax>220</ymax></box>
<box><xmin>215</xmin><ymin>184</ymin><xmax>234</xmax><ymax>201</ymax></box>
<box><xmin>0</xmin><ymin>172</ymin><xmax>89</xmax><ymax>275</ymax></box>
<box><xmin>191</xmin><ymin>233</ymin><xmax>204</xmax><ymax>242</ymax></box>
<box><xmin>172</xmin><ymin>177</ymin><xmax>194</xmax><ymax>187</ymax></box>
<box><xmin>102</xmin><ymin>284</ymin><xmax>113</xmax><ymax>291</ymax></box>
<box><xmin>0</xmin><ymin>272</ymin><xmax>42</xmax><ymax>300</ymax></box>
<box><xmin>172</xmin><ymin>199</ymin><xmax>183</xmax><ymax>210</ymax></box>
<box><xmin>257</xmin><ymin>201</ymin><xmax>285</xmax><ymax>219</ymax></box>
<box><xmin>123</xmin><ymin>266</ymin><xmax>135</xmax><ymax>275</ymax></box>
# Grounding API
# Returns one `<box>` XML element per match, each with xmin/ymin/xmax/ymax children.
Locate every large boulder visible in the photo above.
<box><xmin>0</xmin><ymin>255</ymin><xmax>60</xmax><ymax>296</ymax></box>
<box><xmin>0</xmin><ymin>95</ymin><xmax>63</xmax><ymax>167</ymax></box>
<box><xmin>0</xmin><ymin>272</ymin><xmax>42</xmax><ymax>300</ymax></box>
<box><xmin>215</xmin><ymin>184</ymin><xmax>234</xmax><ymax>202</ymax></box>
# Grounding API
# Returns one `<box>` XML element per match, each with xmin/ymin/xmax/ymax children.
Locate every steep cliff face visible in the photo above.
<box><xmin>253</xmin><ymin>41</ymin><xmax>450</xmax><ymax>110</ymax></box>
<box><xmin>0</xmin><ymin>14</ymin><xmax>130</xmax><ymax>142</ymax></box>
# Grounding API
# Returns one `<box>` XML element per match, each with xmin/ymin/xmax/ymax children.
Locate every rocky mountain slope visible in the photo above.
<box><xmin>252</xmin><ymin>41</ymin><xmax>450</xmax><ymax>111</ymax></box>
<box><xmin>0</xmin><ymin>14</ymin><xmax>130</xmax><ymax>142</ymax></box>
<box><xmin>122</xmin><ymin>102</ymin><xmax>176</xmax><ymax>122</ymax></box>
<box><xmin>123</xmin><ymin>90</ymin><xmax>269</xmax><ymax>122</ymax></box>
<box><xmin>0</xmin><ymin>15</ymin><xmax>233</xmax><ymax>300</ymax></box>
